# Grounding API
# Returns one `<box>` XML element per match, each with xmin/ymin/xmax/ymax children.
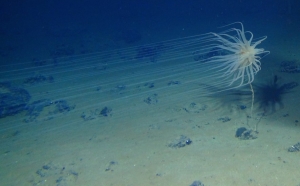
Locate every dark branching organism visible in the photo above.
<box><xmin>202</xmin><ymin>75</ymin><xmax>298</xmax><ymax>115</ymax></box>
<box><xmin>255</xmin><ymin>75</ymin><xmax>297</xmax><ymax>113</ymax></box>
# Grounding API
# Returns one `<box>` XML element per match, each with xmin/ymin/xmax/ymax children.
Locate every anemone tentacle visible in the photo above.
<box><xmin>206</xmin><ymin>23</ymin><xmax>269</xmax><ymax>87</ymax></box>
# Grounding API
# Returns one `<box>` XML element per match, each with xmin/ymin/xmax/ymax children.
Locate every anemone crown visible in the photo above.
<box><xmin>210</xmin><ymin>22</ymin><xmax>269</xmax><ymax>87</ymax></box>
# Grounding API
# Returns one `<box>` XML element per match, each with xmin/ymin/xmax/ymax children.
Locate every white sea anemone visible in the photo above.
<box><xmin>207</xmin><ymin>22</ymin><xmax>269</xmax><ymax>87</ymax></box>
<box><xmin>0</xmin><ymin>22</ymin><xmax>269</xmax><ymax>122</ymax></box>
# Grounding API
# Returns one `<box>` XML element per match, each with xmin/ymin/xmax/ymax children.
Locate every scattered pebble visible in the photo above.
<box><xmin>189</xmin><ymin>180</ymin><xmax>205</xmax><ymax>186</ymax></box>
<box><xmin>168</xmin><ymin>80</ymin><xmax>181</xmax><ymax>86</ymax></box>
<box><xmin>288</xmin><ymin>142</ymin><xmax>300</xmax><ymax>152</ymax></box>
<box><xmin>183</xmin><ymin>102</ymin><xmax>207</xmax><ymax>113</ymax></box>
<box><xmin>0</xmin><ymin>82</ymin><xmax>31</xmax><ymax>118</ymax></box>
<box><xmin>144</xmin><ymin>82</ymin><xmax>155</xmax><ymax>88</ymax></box>
<box><xmin>144</xmin><ymin>94</ymin><xmax>158</xmax><ymax>105</ymax></box>
<box><xmin>100</xmin><ymin>107</ymin><xmax>112</xmax><ymax>117</ymax></box>
<box><xmin>32</xmin><ymin>162</ymin><xmax>78</xmax><ymax>186</ymax></box>
<box><xmin>168</xmin><ymin>135</ymin><xmax>192</xmax><ymax>148</ymax></box>
<box><xmin>24</xmin><ymin>99</ymin><xmax>75</xmax><ymax>123</ymax></box>
<box><xmin>235</xmin><ymin>127</ymin><xmax>257</xmax><ymax>140</ymax></box>
<box><xmin>105</xmin><ymin>161</ymin><xmax>118</xmax><ymax>172</ymax></box>
<box><xmin>239</xmin><ymin>105</ymin><xmax>247</xmax><ymax>110</ymax></box>
<box><xmin>218</xmin><ymin>117</ymin><xmax>231</xmax><ymax>122</ymax></box>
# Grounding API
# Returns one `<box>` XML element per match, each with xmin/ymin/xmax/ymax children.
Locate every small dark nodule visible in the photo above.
<box><xmin>186</xmin><ymin>139</ymin><xmax>192</xmax><ymax>145</ymax></box>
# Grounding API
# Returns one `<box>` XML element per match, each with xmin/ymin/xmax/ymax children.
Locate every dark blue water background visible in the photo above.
<box><xmin>1</xmin><ymin>0</ymin><xmax>299</xmax><ymax>61</ymax></box>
